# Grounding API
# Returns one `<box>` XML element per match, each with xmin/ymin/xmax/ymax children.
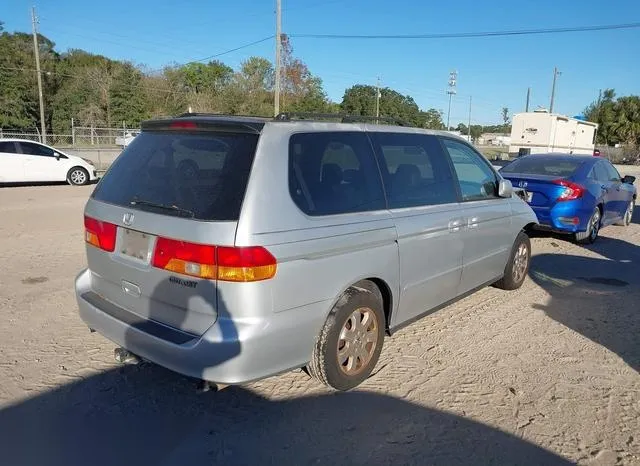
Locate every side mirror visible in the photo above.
<box><xmin>54</xmin><ymin>153</ymin><xmax>60</xmax><ymax>160</ymax></box>
<box><xmin>498</xmin><ymin>179</ymin><xmax>513</xmax><ymax>198</ymax></box>
<box><xmin>622</xmin><ymin>175</ymin><xmax>636</xmax><ymax>184</ymax></box>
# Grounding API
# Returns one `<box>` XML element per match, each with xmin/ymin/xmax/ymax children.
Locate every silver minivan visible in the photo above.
<box><xmin>75</xmin><ymin>114</ymin><xmax>537</xmax><ymax>391</ymax></box>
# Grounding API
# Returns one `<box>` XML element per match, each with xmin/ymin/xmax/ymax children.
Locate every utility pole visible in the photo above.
<box><xmin>31</xmin><ymin>6</ymin><xmax>46</xmax><ymax>144</ymax></box>
<box><xmin>274</xmin><ymin>0</ymin><xmax>282</xmax><ymax>116</ymax></box>
<box><xmin>375</xmin><ymin>76</ymin><xmax>381</xmax><ymax>121</ymax></box>
<box><xmin>468</xmin><ymin>96</ymin><xmax>472</xmax><ymax>143</ymax></box>
<box><xmin>446</xmin><ymin>70</ymin><xmax>457</xmax><ymax>131</ymax></box>
<box><xmin>549</xmin><ymin>67</ymin><xmax>561</xmax><ymax>113</ymax></box>
<box><xmin>525</xmin><ymin>87</ymin><xmax>531</xmax><ymax>112</ymax></box>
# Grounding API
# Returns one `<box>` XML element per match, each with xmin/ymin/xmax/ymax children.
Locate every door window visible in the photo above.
<box><xmin>370</xmin><ymin>132</ymin><xmax>457</xmax><ymax>208</ymax></box>
<box><xmin>289</xmin><ymin>132</ymin><xmax>385</xmax><ymax>216</ymax></box>
<box><xmin>592</xmin><ymin>162</ymin><xmax>610</xmax><ymax>182</ymax></box>
<box><xmin>17</xmin><ymin>142</ymin><xmax>56</xmax><ymax>157</ymax></box>
<box><xmin>441</xmin><ymin>138</ymin><xmax>498</xmax><ymax>201</ymax></box>
<box><xmin>602</xmin><ymin>161</ymin><xmax>621</xmax><ymax>182</ymax></box>
<box><xmin>0</xmin><ymin>141</ymin><xmax>19</xmax><ymax>154</ymax></box>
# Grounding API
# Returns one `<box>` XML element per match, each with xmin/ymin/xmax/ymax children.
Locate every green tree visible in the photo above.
<box><xmin>110</xmin><ymin>63</ymin><xmax>148</xmax><ymax>126</ymax></box>
<box><xmin>501</xmin><ymin>107</ymin><xmax>510</xmax><ymax>125</ymax></box>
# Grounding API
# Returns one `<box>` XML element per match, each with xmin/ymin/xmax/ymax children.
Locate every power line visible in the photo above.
<box><xmin>147</xmin><ymin>35</ymin><xmax>274</xmax><ymax>74</ymax></box>
<box><xmin>290</xmin><ymin>22</ymin><xmax>640</xmax><ymax>40</ymax></box>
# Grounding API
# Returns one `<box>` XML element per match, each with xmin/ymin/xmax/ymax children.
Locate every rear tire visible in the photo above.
<box><xmin>494</xmin><ymin>231</ymin><xmax>531</xmax><ymax>291</ymax></box>
<box><xmin>67</xmin><ymin>167</ymin><xmax>89</xmax><ymax>186</ymax></box>
<box><xmin>307</xmin><ymin>281</ymin><xmax>385</xmax><ymax>391</ymax></box>
<box><xmin>615</xmin><ymin>200</ymin><xmax>634</xmax><ymax>226</ymax></box>
<box><xmin>575</xmin><ymin>207</ymin><xmax>601</xmax><ymax>244</ymax></box>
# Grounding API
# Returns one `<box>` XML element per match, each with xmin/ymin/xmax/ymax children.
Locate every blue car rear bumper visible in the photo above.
<box><xmin>530</xmin><ymin>200</ymin><xmax>593</xmax><ymax>233</ymax></box>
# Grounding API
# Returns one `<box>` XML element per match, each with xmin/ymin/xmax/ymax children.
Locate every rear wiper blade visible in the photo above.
<box><xmin>130</xmin><ymin>199</ymin><xmax>195</xmax><ymax>218</ymax></box>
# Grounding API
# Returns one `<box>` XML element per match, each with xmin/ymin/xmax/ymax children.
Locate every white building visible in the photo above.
<box><xmin>509</xmin><ymin>111</ymin><xmax>598</xmax><ymax>157</ymax></box>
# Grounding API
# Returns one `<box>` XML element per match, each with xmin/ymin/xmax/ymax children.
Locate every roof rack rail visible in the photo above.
<box><xmin>274</xmin><ymin>112</ymin><xmax>409</xmax><ymax>126</ymax></box>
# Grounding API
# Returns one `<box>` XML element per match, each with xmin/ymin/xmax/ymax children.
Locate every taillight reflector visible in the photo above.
<box><xmin>217</xmin><ymin>246</ymin><xmax>277</xmax><ymax>282</ymax></box>
<box><xmin>553</xmin><ymin>179</ymin><xmax>584</xmax><ymax>201</ymax></box>
<box><xmin>152</xmin><ymin>237</ymin><xmax>217</xmax><ymax>279</ymax></box>
<box><xmin>150</xmin><ymin>238</ymin><xmax>277</xmax><ymax>282</ymax></box>
<box><xmin>84</xmin><ymin>216</ymin><xmax>117</xmax><ymax>252</ymax></box>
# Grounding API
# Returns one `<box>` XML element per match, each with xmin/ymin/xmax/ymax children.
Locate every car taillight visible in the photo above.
<box><xmin>84</xmin><ymin>216</ymin><xmax>117</xmax><ymax>252</ymax></box>
<box><xmin>553</xmin><ymin>179</ymin><xmax>585</xmax><ymax>201</ymax></box>
<box><xmin>217</xmin><ymin>246</ymin><xmax>277</xmax><ymax>282</ymax></box>
<box><xmin>151</xmin><ymin>238</ymin><xmax>277</xmax><ymax>282</ymax></box>
<box><xmin>152</xmin><ymin>237</ymin><xmax>217</xmax><ymax>279</ymax></box>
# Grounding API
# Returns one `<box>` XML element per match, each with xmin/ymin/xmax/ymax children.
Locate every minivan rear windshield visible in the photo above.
<box><xmin>501</xmin><ymin>157</ymin><xmax>583</xmax><ymax>177</ymax></box>
<box><xmin>92</xmin><ymin>131</ymin><xmax>259</xmax><ymax>221</ymax></box>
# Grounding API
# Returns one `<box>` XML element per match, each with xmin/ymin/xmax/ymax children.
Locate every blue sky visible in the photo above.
<box><xmin>3</xmin><ymin>0</ymin><xmax>640</xmax><ymax>125</ymax></box>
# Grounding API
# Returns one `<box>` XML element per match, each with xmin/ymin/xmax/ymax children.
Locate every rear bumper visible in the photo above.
<box><xmin>530</xmin><ymin>201</ymin><xmax>592</xmax><ymax>233</ymax></box>
<box><xmin>75</xmin><ymin>268</ymin><xmax>328</xmax><ymax>384</ymax></box>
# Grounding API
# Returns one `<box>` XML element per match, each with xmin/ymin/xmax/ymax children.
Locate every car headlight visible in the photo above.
<box><xmin>82</xmin><ymin>157</ymin><xmax>95</xmax><ymax>166</ymax></box>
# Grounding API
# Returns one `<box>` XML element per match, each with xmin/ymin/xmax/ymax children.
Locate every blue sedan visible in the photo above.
<box><xmin>501</xmin><ymin>154</ymin><xmax>637</xmax><ymax>243</ymax></box>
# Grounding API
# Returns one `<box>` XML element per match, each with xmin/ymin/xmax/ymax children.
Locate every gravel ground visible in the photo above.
<box><xmin>0</xmin><ymin>184</ymin><xmax>638</xmax><ymax>466</ymax></box>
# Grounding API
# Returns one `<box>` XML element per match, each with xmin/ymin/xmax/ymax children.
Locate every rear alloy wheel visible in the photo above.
<box><xmin>616</xmin><ymin>200</ymin><xmax>634</xmax><ymax>227</ymax></box>
<box><xmin>494</xmin><ymin>231</ymin><xmax>531</xmax><ymax>291</ymax></box>
<box><xmin>307</xmin><ymin>281</ymin><xmax>385</xmax><ymax>391</ymax></box>
<box><xmin>67</xmin><ymin>167</ymin><xmax>89</xmax><ymax>186</ymax></box>
<box><xmin>575</xmin><ymin>207</ymin><xmax>601</xmax><ymax>244</ymax></box>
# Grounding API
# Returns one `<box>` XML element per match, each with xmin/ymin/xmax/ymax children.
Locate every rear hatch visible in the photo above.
<box><xmin>84</xmin><ymin>119</ymin><xmax>261</xmax><ymax>336</ymax></box>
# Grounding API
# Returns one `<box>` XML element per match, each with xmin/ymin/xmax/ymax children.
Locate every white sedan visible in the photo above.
<box><xmin>0</xmin><ymin>139</ymin><xmax>98</xmax><ymax>186</ymax></box>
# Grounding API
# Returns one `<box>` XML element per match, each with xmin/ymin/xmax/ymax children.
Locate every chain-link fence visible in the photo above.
<box><xmin>1</xmin><ymin>122</ymin><xmax>140</xmax><ymax>148</ymax></box>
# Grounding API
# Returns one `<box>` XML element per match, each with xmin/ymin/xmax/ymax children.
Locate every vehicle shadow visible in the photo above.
<box><xmin>0</xmin><ymin>365</ymin><xmax>573</xmax><ymax>466</ymax></box>
<box><xmin>530</xmin><ymin>237</ymin><xmax>640</xmax><ymax>373</ymax></box>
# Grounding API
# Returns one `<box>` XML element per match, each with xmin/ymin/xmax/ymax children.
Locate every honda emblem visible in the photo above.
<box><xmin>123</xmin><ymin>212</ymin><xmax>135</xmax><ymax>226</ymax></box>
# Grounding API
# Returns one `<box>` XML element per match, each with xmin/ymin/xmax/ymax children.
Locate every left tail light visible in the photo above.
<box><xmin>84</xmin><ymin>216</ymin><xmax>117</xmax><ymax>252</ymax></box>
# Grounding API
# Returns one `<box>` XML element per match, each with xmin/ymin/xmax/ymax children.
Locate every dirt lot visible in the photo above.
<box><xmin>0</xmin><ymin>184</ymin><xmax>638</xmax><ymax>466</ymax></box>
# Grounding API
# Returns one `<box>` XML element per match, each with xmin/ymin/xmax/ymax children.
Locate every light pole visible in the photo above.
<box><xmin>446</xmin><ymin>70</ymin><xmax>457</xmax><ymax>130</ymax></box>
<box><xmin>375</xmin><ymin>76</ymin><xmax>381</xmax><ymax>121</ymax></box>
<box><xmin>274</xmin><ymin>0</ymin><xmax>282</xmax><ymax>116</ymax></box>
<box><xmin>549</xmin><ymin>67</ymin><xmax>561</xmax><ymax>113</ymax></box>
<box><xmin>31</xmin><ymin>7</ymin><xmax>46</xmax><ymax>143</ymax></box>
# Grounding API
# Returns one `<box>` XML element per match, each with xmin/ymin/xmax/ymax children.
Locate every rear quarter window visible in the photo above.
<box><xmin>289</xmin><ymin>132</ymin><xmax>385</xmax><ymax>216</ymax></box>
<box><xmin>92</xmin><ymin>131</ymin><xmax>258</xmax><ymax>221</ymax></box>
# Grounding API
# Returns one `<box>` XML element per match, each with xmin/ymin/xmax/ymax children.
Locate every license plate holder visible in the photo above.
<box><xmin>120</xmin><ymin>229</ymin><xmax>153</xmax><ymax>263</ymax></box>
<box><xmin>525</xmin><ymin>191</ymin><xmax>533</xmax><ymax>203</ymax></box>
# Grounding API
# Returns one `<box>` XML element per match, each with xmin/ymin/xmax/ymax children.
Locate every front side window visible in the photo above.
<box><xmin>603</xmin><ymin>161</ymin><xmax>621</xmax><ymax>182</ymax></box>
<box><xmin>370</xmin><ymin>132</ymin><xmax>457</xmax><ymax>208</ymax></box>
<box><xmin>17</xmin><ymin>142</ymin><xmax>55</xmax><ymax>157</ymax></box>
<box><xmin>441</xmin><ymin>138</ymin><xmax>498</xmax><ymax>201</ymax></box>
<box><xmin>289</xmin><ymin>132</ymin><xmax>385</xmax><ymax>216</ymax></box>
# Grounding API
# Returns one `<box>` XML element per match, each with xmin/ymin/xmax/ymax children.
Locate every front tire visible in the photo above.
<box><xmin>615</xmin><ymin>200</ymin><xmax>634</xmax><ymax>226</ymax></box>
<box><xmin>575</xmin><ymin>207</ymin><xmax>601</xmax><ymax>244</ymax></box>
<box><xmin>307</xmin><ymin>281</ymin><xmax>385</xmax><ymax>391</ymax></box>
<box><xmin>494</xmin><ymin>231</ymin><xmax>531</xmax><ymax>291</ymax></box>
<box><xmin>67</xmin><ymin>167</ymin><xmax>89</xmax><ymax>186</ymax></box>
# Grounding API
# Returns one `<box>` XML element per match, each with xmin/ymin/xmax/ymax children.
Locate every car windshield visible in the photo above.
<box><xmin>92</xmin><ymin>130</ymin><xmax>259</xmax><ymax>221</ymax></box>
<box><xmin>500</xmin><ymin>157</ymin><xmax>584</xmax><ymax>177</ymax></box>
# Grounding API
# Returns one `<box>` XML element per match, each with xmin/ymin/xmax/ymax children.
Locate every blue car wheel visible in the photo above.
<box><xmin>575</xmin><ymin>207</ymin><xmax>601</xmax><ymax>244</ymax></box>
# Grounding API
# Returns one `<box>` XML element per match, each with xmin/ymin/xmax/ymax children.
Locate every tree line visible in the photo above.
<box><xmin>0</xmin><ymin>23</ymin><xmax>449</xmax><ymax>133</ymax></box>
<box><xmin>584</xmin><ymin>89</ymin><xmax>640</xmax><ymax>148</ymax></box>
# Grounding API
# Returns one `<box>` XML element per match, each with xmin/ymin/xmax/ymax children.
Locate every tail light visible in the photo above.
<box><xmin>151</xmin><ymin>237</ymin><xmax>276</xmax><ymax>282</ymax></box>
<box><xmin>217</xmin><ymin>246</ymin><xmax>277</xmax><ymax>282</ymax></box>
<box><xmin>152</xmin><ymin>237</ymin><xmax>217</xmax><ymax>279</ymax></box>
<box><xmin>84</xmin><ymin>216</ymin><xmax>117</xmax><ymax>252</ymax></box>
<box><xmin>553</xmin><ymin>179</ymin><xmax>584</xmax><ymax>201</ymax></box>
